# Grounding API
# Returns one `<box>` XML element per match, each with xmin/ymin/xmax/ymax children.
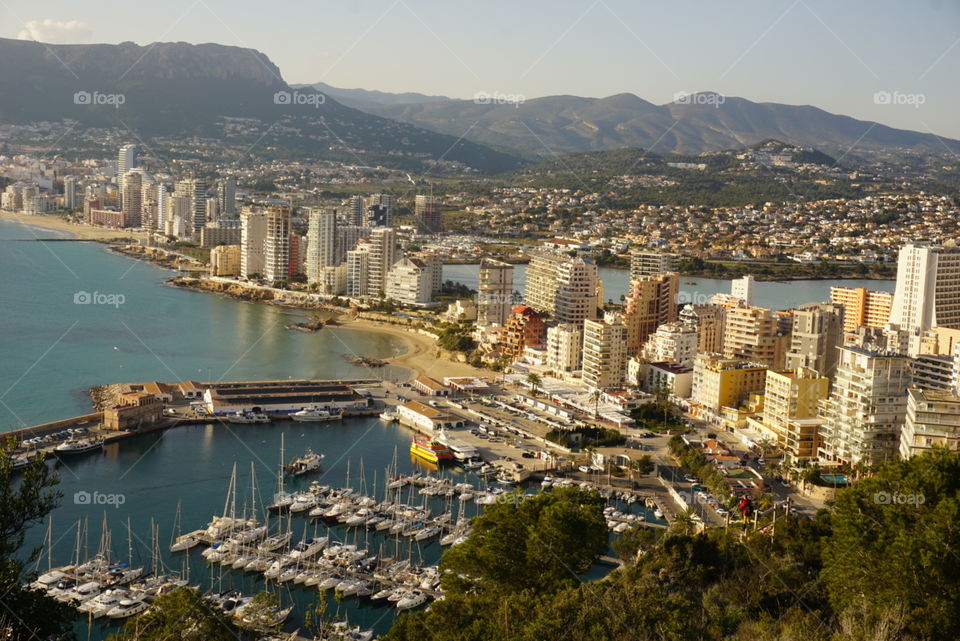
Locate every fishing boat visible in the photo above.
<box><xmin>379</xmin><ymin>409</ymin><xmax>398</xmax><ymax>422</ymax></box>
<box><xmin>54</xmin><ymin>438</ymin><xmax>103</xmax><ymax>457</ymax></box>
<box><xmin>291</xmin><ymin>407</ymin><xmax>343</xmax><ymax>422</ymax></box>
<box><xmin>409</xmin><ymin>435</ymin><xmax>454</xmax><ymax>464</ymax></box>
<box><xmin>227</xmin><ymin>411</ymin><xmax>271</xmax><ymax>424</ymax></box>
<box><xmin>284</xmin><ymin>450</ymin><xmax>325</xmax><ymax>476</ymax></box>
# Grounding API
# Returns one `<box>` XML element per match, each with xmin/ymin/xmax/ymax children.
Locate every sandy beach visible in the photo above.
<box><xmin>334</xmin><ymin>318</ymin><xmax>492</xmax><ymax>382</ymax></box>
<box><xmin>0</xmin><ymin>212</ymin><xmax>148</xmax><ymax>242</ymax></box>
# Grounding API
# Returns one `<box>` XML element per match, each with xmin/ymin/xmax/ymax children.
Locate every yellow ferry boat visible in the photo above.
<box><xmin>409</xmin><ymin>434</ymin><xmax>454</xmax><ymax>464</ymax></box>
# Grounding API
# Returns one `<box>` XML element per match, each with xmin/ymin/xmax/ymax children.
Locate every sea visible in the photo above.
<box><xmin>0</xmin><ymin>217</ymin><xmax>894</xmax><ymax>637</ymax></box>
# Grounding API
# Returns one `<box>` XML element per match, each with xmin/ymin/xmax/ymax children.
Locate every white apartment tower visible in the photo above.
<box><xmin>582</xmin><ymin>319</ymin><xmax>627</xmax><ymax>390</ymax></box>
<box><xmin>524</xmin><ymin>251</ymin><xmax>598</xmax><ymax>325</ymax></box>
<box><xmin>477</xmin><ymin>258</ymin><xmax>514</xmax><ymax>328</ymax></box>
<box><xmin>346</xmin><ymin>246</ymin><xmax>370</xmax><ymax>298</ymax></box>
<box><xmin>366</xmin><ymin>227</ymin><xmax>398</xmax><ymax>297</ymax></box>
<box><xmin>263</xmin><ymin>206</ymin><xmax>291</xmax><ymax>283</ymax></box>
<box><xmin>819</xmin><ymin>345</ymin><xmax>911</xmax><ymax>466</ymax></box>
<box><xmin>306</xmin><ymin>209</ymin><xmax>337</xmax><ymax>284</ymax></box>
<box><xmin>546</xmin><ymin>323</ymin><xmax>583</xmax><ymax>373</ymax></box>
<box><xmin>240</xmin><ymin>210</ymin><xmax>268</xmax><ymax>278</ymax></box>
<box><xmin>117</xmin><ymin>144</ymin><xmax>137</xmax><ymax>198</ymax></box>
<box><xmin>890</xmin><ymin>243</ymin><xmax>960</xmax><ymax>354</ymax></box>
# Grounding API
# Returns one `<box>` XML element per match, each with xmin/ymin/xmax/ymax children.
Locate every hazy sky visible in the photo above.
<box><xmin>4</xmin><ymin>0</ymin><xmax>959</xmax><ymax>139</ymax></box>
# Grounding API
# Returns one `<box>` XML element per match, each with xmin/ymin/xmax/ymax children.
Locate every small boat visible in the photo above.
<box><xmin>78</xmin><ymin>589</ymin><xmax>127</xmax><ymax>618</ymax></box>
<box><xmin>379</xmin><ymin>410</ymin><xmax>398</xmax><ymax>422</ymax></box>
<box><xmin>170</xmin><ymin>533</ymin><xmax>200</xmax><ymax>552</ymax></box>
<box><xmin>290</xmin><ymin>407</ymin><xmax>343</xmax><ymax>422</ymax></box>
<box><xmin>395</xmin><ymin>590</ymin><xmax>428</xmax><ymax>610</ymax></box>
<box><xmin>54</xmin><ymin>438</ymin><xmax>103</xmax><ymax>456</ymax></box>
<box><xmin>284</xmin><ymin>450</ymin><xmax>325</xmax><ymax>477</ymax></box>
<box><xmin>258</xmin><ymin>531</ymin><xmax>292</xmax><ymax>552</ymax></box>
<box><xmin>11</xmin><ymin>455</ymin><xmax>30</xmax><ymax>471</ymax></box>
<box><xmin>227</xmin><ymin>411</ymin><xmax>271</xmax><ymax>424</ymax></box>
<box><xmin>106</xmin><ymin>597</ymin><xmax>149</xmax><ymax>619</ymax></box>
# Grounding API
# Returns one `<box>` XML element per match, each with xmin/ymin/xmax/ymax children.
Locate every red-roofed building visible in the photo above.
<box><xmin>498</xmin><ymin>305</ymin><xmax>546</xmax><ymax>360</ymax></box>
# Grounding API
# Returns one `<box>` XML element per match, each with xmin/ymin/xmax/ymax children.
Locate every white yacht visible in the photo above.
<box><xmin>284</xmin><ymin>450</ymin><xmax>325</xmax><ymax>476</ymax></box>
<box><xmin>107</xmin><ymin>597</ymin><xmax>150</xmax><ymax>619</ymax></box>
<box><xmin>291</xmin><ymin>407</ymin><xmax>343</xmax><ymax>422</ymax></box>
<box><xmin>226</xmin><ymin>411</ymin><xmax>271</xmax><ymax>424</ymax></box>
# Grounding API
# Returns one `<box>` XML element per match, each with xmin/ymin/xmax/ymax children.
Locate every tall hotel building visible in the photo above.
<box><xmin>477</xmin><ymin>258</ymin><xmax>514</xmax><ymax>328</ymax></box>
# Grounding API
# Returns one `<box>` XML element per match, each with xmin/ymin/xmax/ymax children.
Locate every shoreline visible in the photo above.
<box><xmin>0</xmin><ymin>211</ymin><xmax>148</xmax><ymax>242</ymax></box>
<box><xmin>332</xmin><ymin>318</ymin><xmax>492</xmax><ymax>382</ymax></box>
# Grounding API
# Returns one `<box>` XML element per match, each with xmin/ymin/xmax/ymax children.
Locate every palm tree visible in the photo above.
<box><xmin>669</xmin><ymin>507</ymin><xmax>696</xmax><ymax>537</ymax></box>
<box><xmin>526</xmin><ymin>372</ymin><xmax>542</xmax><ymax>397</ymax></box>
<box><xmin>590</xmin><ymin>389</ymin><xmax>602</xmax><ymax>418</ymax></box>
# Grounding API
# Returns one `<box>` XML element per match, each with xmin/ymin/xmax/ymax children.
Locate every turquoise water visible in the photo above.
<box><xmin>821</xmin><ymin>474</ymin><xmax>849</xmax><ymax>484</ymax></box>
<box><xmin>443</xmin><ymin>264</ymin><xmax>895</xmax><ymax>311</ymax></box>
<box><xmin>0</xmin><ymin>218</ymin><xmax>407</xmax><ymax>429</ymax></box>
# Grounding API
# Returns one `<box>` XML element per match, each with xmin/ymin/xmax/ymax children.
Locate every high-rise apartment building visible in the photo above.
<box><xmin>723</xmin><ymin>306</ymin><xmax>789</xmax><ymax>368</ymax></box>
<box><xmin>336</xmin><ymin>225</ymin><xmax>370</xmax><ymax>264</ymax></box>
<box><xmin>477</xmin><ymin>258</ymin><xmax>514</xmax><ymax>328</ymax></box>
<box><xmin>414</xmin><ymin>194</ymin><xmax>442</xmax><ymax>233</ymax></box>
<box><xmin>219</xmin><ymin>177</ymin><xmax>236</xmax><ymax>215</ymax></box>
<box><xmin>240</xmin><ymin>210</ymin><xmax>267</xmax><ymax>278</ymax></box>
<box><xmin>63</xmin><ymin>176</ymin><xmax>78</xmax><ymax>210</ymax></box>
<box><xmin>620</xmin><ymin>273</ymin><xmax>680</xmax><ymax>353</ymax></box>
<box><xmin>366</xmin><ymin>194</ymin><xmax>394</xmax><ymax>227</ymax></box>
<box><xmin>889</xmin><ymin>243</ymin><xmax>960</xmax><ymax>353</ymax></box>
<box><xmin>263</xmin><ymin>206</ymin><xmax>291</xmax><ymax>283</ymax></box>
<box><xmin>630</xmin><ymin>250</ymin><xmax>677</xmax><ymax>279</ymax></box>
<box><xmin>759</xmin><ymin>367</ymin><xmax>830</xmax><ymax>461</ymax></box>
<box><xmin>785</xmin><ymin>302</ymin><xmax>845</xmax><ymax>377</ymax></box>
<box><xmin>366</xmin><ymin>227</ymin><xmax>398</xmax><ymax>297</ymax></box>
<box><xmin>499</xmin><ymin>305</ymin><xmax>546</xmax><ymax>360</ymax></box>
<box><xmin>306</xmin><ymin>209</ymin><xmax>337</xmax><ymax>284</ymax></box>
<box><xmin>121</xmin><ymin>170</ymin><xmax>142</xmax><ymax>227</ymax></box>
<box><xmin>582</xmin><ymin>319</ymin><xmax>628</xmax><ymax>390</ymax></box>
<box><xmin>829</xmin><ymin>286</ymin><xmax>893</xmax><ymax>332</ymax></box>
<box><xmin>117</xmin><ymin>144</ymin><xmax>137</xmax><ymax>199</ymax></box>
<box><xmin>524</xmin><ymin>252</ymin><xmax>598</xmax><ymax>325</ymax></box>
<box><xmin>385</xmin><ymin>257</ymin><xmax>433</xmax><ymax>306</ymax></box>
<box><xmin>680</xmin><ymin>304</ymin><xmax>726</xmax><ymax>353</ymax></box>
<box><xmin>546</xmin><ymin>323</ymin><xmax>583</xmax><ymax>373</ymax></box>
<box><xmin>691</xmin><ymin>354</ymin><xmax>768</xmax><ymax>413</ymax></box>
<box><xmin>819</xmin><ymin>346</ymin><xmax>911</xmax><ymax>466</ymax></box>
<box><xmin>174</xmin><ymin>178</ymin><xmax>207</xmax><ymax>237</ymax></box>
<box><xmin>641</xmin><ymin>321</ymin><xmax>699</xmax><ymax>368</ymax></box>
<box><xmin>346</xmin><ymin>246</ymin><xmax>370</xmax><ymax>298</ymax></box>
<box><xmin>346</xmin><ymin>195</ymin><xmax>365</xmax><ymax>226</ymax></box>
<box><xmin>900</xmin><ymin>388</ymin><xmax>960</xmax><ymax>459</ymax></box>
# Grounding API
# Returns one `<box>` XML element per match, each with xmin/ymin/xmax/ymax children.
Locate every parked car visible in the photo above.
<box><xmin>683</xmin><ymin>475</ymin><xmax>698</xmax><ymax>483</ymax></box>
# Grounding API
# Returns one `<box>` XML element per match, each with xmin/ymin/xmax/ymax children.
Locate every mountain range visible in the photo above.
<box><xmin>292</xmin><ymin>82</ymin><xmax>451</xmax><ymax>109</ymax></box>
<box><xmin>0</xmin><ymin>37</ymin><xmax>522</xmax><ymax>173</ymax></box>
<box><xmin>1</xmin><ymin>36</ymin><xmax>957</xmax><ymax>173</ymax></box>
<box><xmin>356</xmin><ymin>92</ymin><xmax>960</xmax><ymax>162</ymax></box>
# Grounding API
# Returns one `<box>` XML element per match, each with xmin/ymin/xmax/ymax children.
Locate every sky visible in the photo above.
<box><xmin>3</xmin><ymin>0</ymin><xmax>960</xmax><ymax>139</ymax></box>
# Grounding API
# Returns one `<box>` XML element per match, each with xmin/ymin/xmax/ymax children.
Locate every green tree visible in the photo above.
<box><xmin>106</xmin><ymin>587</ymin><xmax>239</xmax><ymax>641</ymax></box>
<box><xmin>821</xmin><ymin>449</ymin><xmax>960</xmax><ymax>640</ymax></box>
<box><xmin>526</xmin><ymin>372</ymin><xmax>542</xmax><ymax>397</ymax></box>
<box><xmin>0</xmin><ymin>445</ymin><xmax>75</xmax><ymax>641</ymax></box>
